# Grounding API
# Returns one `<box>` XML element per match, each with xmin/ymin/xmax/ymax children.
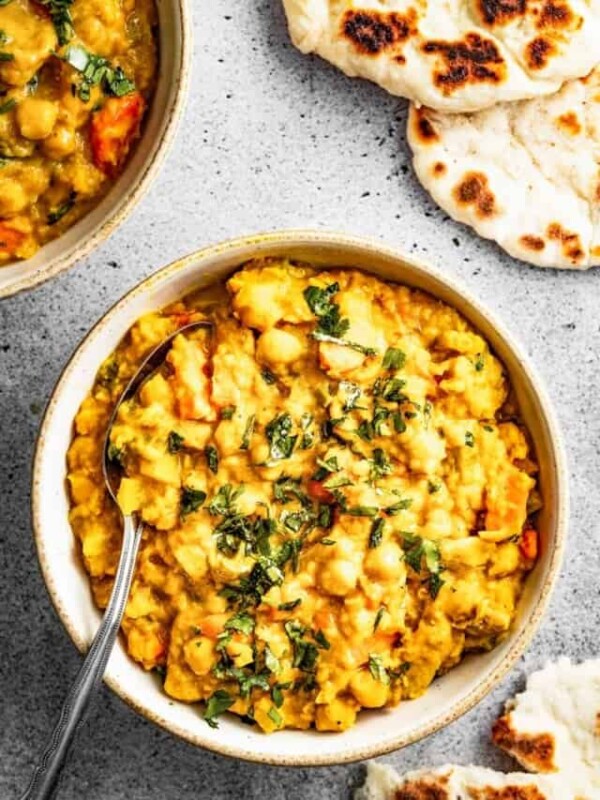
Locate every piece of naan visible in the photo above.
<box><xmin>407</xmin><ymin>67</ymin><xmax>600</xmax><ymax>268</ymax></box>
<box><xmin>282</xmin><ymin>0</ymin><xmax>600</xmax><ymax>113</ymax></box>
<box><xmin>355</xmin><ymin>761</ymin><xmax>596</xmax><ymax>800</ymax></box>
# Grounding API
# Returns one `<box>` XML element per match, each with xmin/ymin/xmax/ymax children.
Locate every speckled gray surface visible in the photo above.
<box><xmin>2</xmin><ymin>2</ymin><xmax>600</xmax><ymax>798</ymax></box>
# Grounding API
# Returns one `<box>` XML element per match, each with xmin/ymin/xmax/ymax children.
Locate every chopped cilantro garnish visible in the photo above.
<box><xmin>265</xmin><ymin>413</ymin><xmax>297</xmax><ymax>461</ymax></box>
<box><xmin>313</xmin><ymin>629</ymin><xmax>330</xmax><ymax>650</ymax></box>
<box><xmin>0</xmin><ymin>52</ymin><xmax>14</xmax><ymax>62</ymax></box>
<box><xmin>205</xmin><ymin>445</ymin><xmax>219</xmax><ymax>474</ymax></box>
<box><xmin>107</xmin><ymin>443</ymin><xmax>123</xmax><ymax>465</ymax></box>
<box><xmin>261</xmin><ymin>367</ymin><xmax>277</xmax><ymax>385</ymax></box>
<box><xmin>320</xmin><ymin>538</ymin><xmax>336</xmax><ymax>546</ymax></box>
<box><xmin>313</xmin><ymin>455</ymin><xmax>339</xmax><ymax>481</ymax></box>
<box><xmin>267</xmin><ymin>706</ymin><xmax>283</xmax><ymax>726</ymax></box>
<box><xmin>385</xmin><ymin>495</ymin><xmax>412</xmax><ymax>515</ymax></box>
<box><xmin>401</xmin><ymin>533</ymin><xmax>445</xmax><ymax>599</ymax></box>
<box><xmin>220</xmin><ymin>405</ymin><xmax>236</xmax><ymax>420</ymax></box>
<box><xmin>167</xmin><ymin>431</ymin><xmax>184</xmax><ymax>453</ymax></box>
<box><xmin>278</xmin><ymin>598</ymin><xmax>302</xmax><ymax>611</ymax></box>
<box><xmin>271</xmin><ymin>682</ymin><xmax>290</xmax><ymax>708</ymax></box>
<box><xmin>428</xmin><ymin>479</ymin><xmax>441</xmax><ymax>494</ymax></box>
<box><xmin>284</xmin><ymin>620</ymin><xmax>319</xmax><ymax>672</ymax></box>
<box><xmin>65</xmin><ymin>45</ymin><xmax>135</xmax><ymax>102</ymax></box>
<box><xmin>240</xmin><ymin>414</ymin><xmax>255</xmax><ymax>450</ymax></box>
<box><xmin>264</xmin><ymin>645</ymin><xmax>280</xmax><ymax>674</ymax></box>
<box><xmin>0</xmin><ymin>98</ymin><xmax>16</xmax><ymax>115</ymax></box>
<box><xmin>474</xmin><ymin>353</ymin><xmax>485</xmax><ymax>372</ymax></box>
<box><xmin>38</xmin><ymin>0</ymin><xmax>74</xmax><ymax>45</ymax></box>
<box><xmin>347</xmin><ymin>505</ymin><xmax>378</xmax><ymax>518</ymax></box>
<box><xmin>180</xmin><ymin>487</ymin><xmax>207</xmax><ymax>517</ymax></box>
<box><xmin>373</xmin><ymin>606</ymin><xmax>386</xmax><ymax>632</ymax></box>
<box><xmin>224</xmin><ymin>611</ymin><xmax>255</xmax><ymax>636</ymax></box>
<box><xmin>374</xmin><ymin>377</ymin><xmax>407</xmax><ymax>403</ymax></box>
<box><xmin>203</xmin><ymin>689</ymin><xmax>234</xmax><ymax>728</ymax></box>
<box><xmin>47</xmin><ymin>190</ymin><xmax>76</xmax><ymax>225</ymax></box>
<box><xmin>303</xmin><ymin>283</ymin><xmax>377</xmax><ymax>356</ymax></box>
<box><xmin>382</xmin><ymin>347</ymin><xmax>406</xmax><ymax>371</ymax></box>
<box><xmin>465</xmin><ymin>431</ymin><xmax>475</xmax><ymax>448</ymax></box>
<box><xmin>339</xmin><ymin>380</ymin><xmax>362</xmax><ymax>411</ymax></box>
<box><xmin>369</xmin><ymin>448</ymin><xmax>392</xmax><ymax>483</ymax></box>
<box><xmin>368</xmin><ymin>653</ymin><xmax>390</xmax><ymax>685</ymax></box>
<box><xmin>369</xmin><ymin>518</ymin><xmax>385</xmax><ymax>548</ymax></box>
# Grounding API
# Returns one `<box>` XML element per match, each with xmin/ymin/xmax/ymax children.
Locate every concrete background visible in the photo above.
<box><xmin>2</xmin><ymin>1</ymin><xmax>599</xmax><ymax>797</ymax></box>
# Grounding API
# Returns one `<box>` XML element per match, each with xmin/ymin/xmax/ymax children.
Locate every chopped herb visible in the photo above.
<box><xmin>261</xmin><ymin>367</ymin><xmax>277</xmax><ymax>385</ymax></box>
<box><xmin>423</xmin><ymin>400</ymin><xmax>432</xmax><ymax>427</ymax></box>
<box><xmin>47</xmin><ymin>190</ymin><xmax>77</xmax><ymax>225</ymax></box>
<box><xmin>224</xmin><ymin>611</ymin><xmax>255</xmax><ymax>636</ymax></box>
<box><xmin>167</xmin><ymin>431</ymin><xmax>184</xmax><ymax>453</ymax></box>
<box><xmin>97</xmin><ymin>358</ymin><xmax>118</xmax><ymax>388</ymax></box>
<box><xmin>284</xmin><ymin>620</ymin><xmax>320</xmax><ymax>672</ymax></box>
<box><xmin>321</xmin><ymin>417</ymin><xmax>345</xmax><ymax>441</ymax></box>
<box><xmin>465</xmin><ymin>431</ymin><xmax>475</xmax><ymax>448</ymax></box>
<box><xmin>373</xmin><ymin>606</ymin><xmax>386</xmax><ymax>632</ymax></box>
<box><xmin>205</xmin><ymin>445</ymin><xmax>219</xmax><ymax>474</ymax></box>
<box><xmin>369</xmin><ymin>448</ymin><xmax>392</xmax><ymax>483</ymax></box>
<box><xmin>317</xmin><ymin>505</ymin><xmax>333</xmax><ymax>528</ymax></box>
<box><xmin>374</xmin><ymin>377</ymin><xmax>407</xmax><ymax>403</ymax></box>
<box><xmin>180</xmin><ymin>487</ymin><xmax>207</xmax><ymax>517</ymax></box>
<box><xmin>300</xmin><ymin>431</ymin><xmax>314</xmax><ymax>449</ymax></box>
<box><xmin>282</xmin><ymin>511</ymin><xmax>310</xmax><ymax>533</ymax></box>
<box><xmin>385</xmin><ymin>496</ymin><xmax>412</xmax><ymax>515</ymax></box>
<box><xmin>320</xmin><ymin>538</ymin><xmax>336</xmax><ymax>546</ymax></box>
<box><xmin>369</xmin><ymin>518</ymin><xmax>385</xmax><ymax>548</ymax></box>
<box><xmin>322</xmin><ymin>474</ymin><xmax>352</xmax><ymax>490</ymax></box>
<box><xmin>267</xmin><ymin>706</ymin><xmax>282</xmax><ymax>726</ymax></box>
<box><xmin>240</xmin><ymin>414</ymin><xmax>255</xmax><ymax>450</ymax></box>
<box><xmin>303</xmin><ymin>282</ymin><xmax>377</xmax><ymax>356</ymax></box>
<box><xmin>382</xmin><ymin>347</ymin><xmax>406</xmax><ymax>371</ymax></box>
<box><xmin>347</xmin><ymin>505</ymin><xmax>378</xmax><ymax>518</ymax></box>
<box><xmin>428</xmin><ymin>479</ymin><xmax>441</xmax><ymax>494</ymax></box>
<box><xmin>271</xmin><ymin>682</ymin><xmax>290</xmax><ymax>708</ymax></box>
<box><xmin>389</xmin><ymin>662</ymin><xmax>411</xmax><ymax>681</ymax></box>
<box><xmin>474</xmin><ymin>353</ymin><xmax>485</xmax><ymax>372</ymax></box>
<box><xmin>38</xmin><ymin>0</ymin><xmax>74</xmax><ymax>44</ymax></box>
<box><xmin>483</xmin><ymin>424</ymin><xmax>494</xmax><ymax>432</ymax></box>
<box><xmin>357</xmin><ymin>420</ymin><xmax>374</xmax><ymax>442</ymax></box>
<box><xmin>0</xmin><ymin>31</ymin><xmax>6</xmax><ymax>44</ymax></box>
<box><xmin>0</xmin><ymin>52</ymin><xmax>14</xmax><ymax>62</ymax></box>
<box><xmin>372</xmin><ymin>406</ymin><xmax>391</xmax><ymax>436</ymax></box>
<box><xmin>208</xmin><ymin>484</ymin><xmax>244</xmax><ymax>516</ymax></box>
<box><xmin>401</xmin><ymin>533</ymin><xmax>445</xmax><ymax>599</ymax></box>
<box><xmin>368</xmin><ymin>653</ymin><xmax>390</xmax><ymax>686</ymax></box>
<box><xmin>265</xmin><ymin>413</ymin><xmax>297</xmax><ymax>461</ymax></box>
<box><xmin>64</xmin><ymin>45</ymin><xmax>136</xmax><ymax>102</ymax></box>
<box><xmin>273</xmin><ymin>475</ymin><xmax>310</xmax><ymax>507</ymax></box>
<box><xmin>313</xmin><ymin>629</ymin><xmax>330</xmax><ymax>650</ymax></box>
<box><xmin>278</xmin><ymin>598</ymin><xmax>302</xmax><ymax>611</ymax></box>
<box><xmin>0</xmin><ymin>0</ymin><xmax>14</xmax><ymax>5</ymax></box>
<box><xmin>203</xmin><ymin>689</ymin><xmax>234</xmax><ymax>728</ymax></box>
<box><xmin>313</xmin><ymin>455</ymin><xmax>339</xmax><ymax>481</ymax></box>
<box><xmin>220</xmin><ymin>405</ymin><xmax>236</xmax><ymax>420</ymax></box>
<box><xmin>0</xmin><ymin>98</ymin><xmax>16</xmax><ymax>115</ymax></box>
<box><xmin>26</xmin><ymin>73</ymin><xmax>39</xmax><ymax>95</ymax></box>
<box><xmin>264</xmin><ymin>645</ymin><xmax>280</xmax><ymax>674</ymax></box>
<box><xmin>107</xmin><ymin>443</ymin><xmax>123</xmax><ymax>465</ymax></box>
<box><xmin>339</xmin><ymin>380</ymin><xmax>362</xmax><ymax>411</ymax></box>
<box><xmin>392</xmin><ymin>412</ymin><xmax>406</xmax><ymax>433</ymax></box>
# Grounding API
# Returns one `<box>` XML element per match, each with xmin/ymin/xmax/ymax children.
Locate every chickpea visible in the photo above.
<box><xmin>350</xmin><ymin>671</ymin><xmax>389</xmax><ymax>708</ymax></box>
<box><xmin>42</xmin><ymin>125</ymin><xmax>77</xmax><ymax>160</ymax></box>
<box><xmin>0</xmin><ymin>178</ymin><xmax>29</xmax><ymax>216</ymax></box>
<box><xmin>364</xmin><ymin>541</ymin><xmax>404</xmax><ymax>581</ymax></box>
<box><xmin>183</xmin><ymin>637</ymin><xmax>214</xmax><ymax>676</ymax></box>
<box><xmin>315</xmin><ymin>697</ymin><xmax>357</xmax><ymax>731</ymax></box>
<box><xmin>16</xmin><ymin>98</ymin><xmax>58</xmax><ymax>141</ymax></box>
<box><xmin>257</xmin><ymin>328</ymin><xmax>303</xmax><ymax>366</ymax></box>
<box><xmin>318</xmin><ymin>558</ymin><xmax>359</xmax><ymax>596</ymax></box>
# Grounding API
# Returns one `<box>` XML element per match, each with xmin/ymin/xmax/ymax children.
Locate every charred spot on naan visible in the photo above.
<box><xmin>395</xmin><ymin>777</ymin><xmax>450</xmax><ymax>799</ymax></box>
<box><xmin>520</xmin><ymin>235</ymin><xmax>546</xmax><ymax>252</ymax></box>
<box><xmin>422</xmin><ymin>34</ymin><xmax>506</xmax><ymax>94</ymax></box>
<box><xmin>477</xmin><ymin>0</ymin><xmax>527</xmax><ymax>27</ymax></box>
<box><xmin>470</xmin><ymin>788</ymin><xmax>548</xmax><ymax>800</ymax></box>
<box><xmin>432</xmin><ymin>161</ymin><xmax>447</xmax><ymax>177</ymax></box>
<box><xmin>453</xmin><ymin>172</ymin><xmax>497</xmax><ymax>218</ymax></box>
<box><xmin>492</xmin><ymin>715</ymin><xmax>558</xmax><ymax>772</ymax></box>
<box><xmin>526</xmin><ymin>37</ymin><xmax>556</xmax><ymax>69</ymax></box>
<box><xmin>536</xmin><ymin>0</ymin><xmax>576</xmax><ymax>30</ymax></box>
<box><xmin>556</xmin><ymin>111</ymin><xmax>582</xmax><ymax>135</ymax></box>
<box><xmin>547</xmin><ymin>222</ymin><xmax>585</xmax><ymax>262</ymax></box>
<box><xmin>411</xmin><ymin>109</ymin><xmax>440</xmax><ymax>144</ymax></box>
<box><xmin>341</xmin><ymin>9</ymin><xmax>417</xmax><ymax>56</ymax></box>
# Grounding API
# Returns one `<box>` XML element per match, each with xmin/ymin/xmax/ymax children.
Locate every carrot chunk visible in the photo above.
<box><xmin>519</xmin><ymin>528</ymin><xmax>539</xmax><ymax>562</ymax></box>
<box><xmin>90</xmin><ymin>93</ymin><xmax>145</xmax><ymax>175</ymax></box>
<box><xmin>0</xmin><ymin>223</ymin><xmax>25</xmax><ymax>256</ymax></box>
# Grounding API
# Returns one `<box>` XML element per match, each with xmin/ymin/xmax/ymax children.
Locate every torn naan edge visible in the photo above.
<box><xmin>281</xmin><ymin>0</ymin><xmax>600</xmax><ymax>113</ymax></box>
<box><xmin>492</xmin><ymin>658</ymin><xmax>600</xmax><ymax>785</ymax></box>
<box><xmin>355</xmin><ymin>761</ymin><xmax>596</xmax><ymax>800</ymax></box>
<box><xmin>407</xmin><ymin>67</ymin><xmax>600</xmax><ymax>268</ymax></box>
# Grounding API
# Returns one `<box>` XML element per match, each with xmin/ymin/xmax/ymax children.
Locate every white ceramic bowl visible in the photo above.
<box><xmin>0</xmin><ymin>0</ymin><xmax>190</xmax><ymax>299</ymax></box>
<box><xmin>32</xmin><ymin>231</ymin><xmax>568</xmax><ymax>766</ymax></box>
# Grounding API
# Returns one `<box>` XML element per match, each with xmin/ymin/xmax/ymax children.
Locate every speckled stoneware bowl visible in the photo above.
<box><xmin>32</xmin><ymin>231</ymin><xmax>568</xmax><ymax>766</ymax></box>
<box><xmin>0</xmin><ymin>0</ymin><xmax>190</xmax><ymax>300</ymax></box>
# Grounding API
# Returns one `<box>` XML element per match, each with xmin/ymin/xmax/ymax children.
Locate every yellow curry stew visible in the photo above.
<box><xmin>67</xmin><ymin>260</ymin><xmax>541</xmax><ymax>733</ymax></box>
<box><xmin>0</xmin><ymin>0</ymin><xmax>157</xmax><ymax>263</ymax></box>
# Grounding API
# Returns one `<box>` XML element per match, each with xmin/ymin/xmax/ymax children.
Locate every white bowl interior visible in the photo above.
<box><xmin>33</xmin><ymin>233</ymin><xmax>566</xmax><ymax>765</ymax></box>
<box><xmin>0</xmin><ymin>0</ymin><xmax>187</xmax><ymax>298</ymax></box>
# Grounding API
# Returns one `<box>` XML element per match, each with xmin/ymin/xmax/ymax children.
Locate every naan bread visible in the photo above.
<box><xmin>493</xmin><ymin>658</ymin><xmax>600</xmax><ymax>781</ymax></box>
<box><xmin>355</xmin><ymin>762</ymin><xmax>594</xmax><ymax>799</ymax></box>
<box><xmin>282</xmin><ymin>0</ymin><xmax>600</xmax><ymax>113</ymax></box>
<box><xmin>407</xmin><ymin>67</ymin><xmax>600</xmax><ymax>268</ymax></box>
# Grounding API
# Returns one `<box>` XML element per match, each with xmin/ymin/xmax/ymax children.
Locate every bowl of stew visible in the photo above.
<box><xmin>0</xmin><ymin>0</ymin><xmax>190</xmax><ymax>298</ymax></box>
<box><xmin>32</xmin><ymin>230</ymin><xmax>567</xmax><ymax>765</ymax></box>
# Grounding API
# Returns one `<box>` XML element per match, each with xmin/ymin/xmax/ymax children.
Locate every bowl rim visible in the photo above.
<box><xmin>0</xmin><ymin>0</ymin><xmax>192</xmax><ymax>301</ymax></box>
<box><xmin>31</xmin><ymin>229</ymin><xmax>569</xmax><ymax>766</ymax></box>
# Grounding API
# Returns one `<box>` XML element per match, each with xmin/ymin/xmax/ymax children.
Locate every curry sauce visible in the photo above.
<box><xmin>0</xmin><ymin>0</ymin><xmax>157</xmax><ymax>263</ymax></box>
<box><xmin>67</xmin><ymin>261</ymin><xmax>541</xmax><ymax>732</ymax></box>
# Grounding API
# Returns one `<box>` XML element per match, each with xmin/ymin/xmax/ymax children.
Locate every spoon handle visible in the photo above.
<box><xmin>21</xmin><ymin>515</ymin><xmax>144</xmax><ymax>800</ymax></box>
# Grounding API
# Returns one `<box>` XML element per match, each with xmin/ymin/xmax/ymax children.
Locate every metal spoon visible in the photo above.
<box><xmin>22</xmin><ymin>321</ymin><xmax>212</xmax><ymax>800</ymax></box>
